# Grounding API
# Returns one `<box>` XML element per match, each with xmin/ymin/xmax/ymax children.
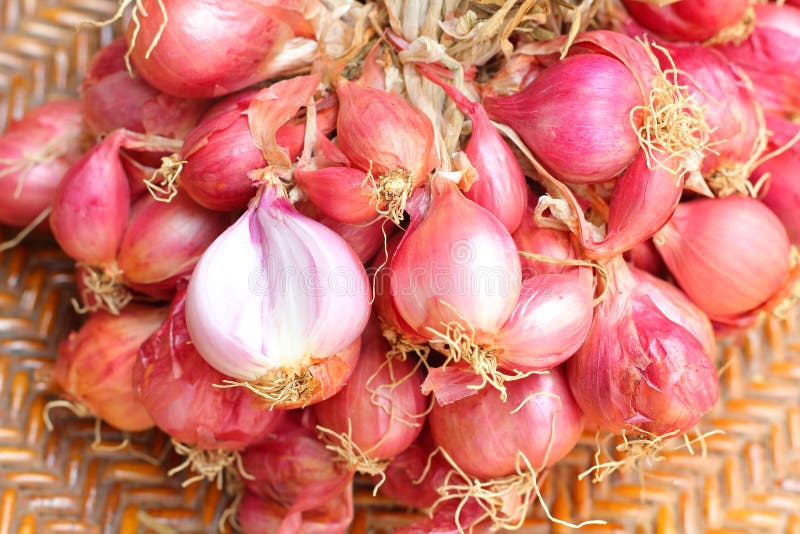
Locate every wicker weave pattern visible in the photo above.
<box><xmin>1</xmin><ymin>1</ymin><xmax>800</xmax><ymax>532</ymax></box>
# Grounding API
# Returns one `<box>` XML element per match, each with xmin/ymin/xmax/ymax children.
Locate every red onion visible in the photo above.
<box><xmin>185</xmin><ymin>186</ymin><xmax>369</xmax><ymax>408</ymax></box>
<box><xmin>485</xmin><ymin>53</ymin><xmax>641</xmax><ymax>184</ymax></box>
<box><xmin>753</xmin><ymin>116</ymin><xmax>800</xmax><ymax>245</ymax></box>
<box><xmin>239</xmin><ymin>489</ymin><xmax>353</xmax><ymax>534</ymax></box>
<box><xmin>654</xmin><ymin>197</ymin><xmax>792</xmax><ymax>321</ymax></box>
<box><xmin>486</xmin><ymin>30</ymin><xmax>708</xmax><ymax>185</ymax></box>
<box><xmin>567</xmin><ymin>256</ymin><xmax>718</xmax><ymax>436</ymax></box>
<box><xmin>51</xmin><ymin>130</ymin><xmax>181</xmax><ymax>313</ymax></box>
<box><xmin>716</xmin><ymin>4</ymin><xmax>800</xmax><ymax>118</ymax></box>
<box><xmin>657</xmin><ymin>43</ymin><xmax>764</xmax><ymax>196</ymax></box>
<box><xmin>417</xmin><ymin>65</ymin><xmax>527</xmax><ymax>233</ymax></box>
<box><xmin>428</xmin><ymin>369</ymin><xmax>587</xmax><ymax>531</ymax></box>
<box><xmin>295</xmin><ymin>82</ymin><xmax>437</xmax><ymax>225</ymax></box>
<box><xmin>117</xmin><ymin>192</ymin><xmax>228</xmax><ymax>299</ymax></box>
<box><xmin>80</xmin><ymin>38</ymin><xmax>207</xmax><ymax>138</ymax></box>
<box><xmin>314</xmin><ymin>319</ymin><xmax>427</xmax><ymax>477</ymax></box>
<box><xmin>134</xmin><ymin>286</ymin><xmax>284</xmax><ymax>450</ymax></box>
<box><xmin>391</xmin><ymin>175</ymin><xmax>522</xmax><ymax>396</ymax></box>
<box><xmin>125</xmin><ymin>0</ymin><xmax>317</xmax><ymax>98</ymax></box>
<box><xmin>53</xmin><ymin>304</ymin><xmax>167</xmax><ymax>432</ymax></box>
<box><xmin>241</xmin><ymin>413</ymin><xmax>354</xmax><ymax>532</ymax></box>
<box><xmin>176</xmin><ymin>76</ymin><xmax>333</xmax><ymax>211</ymax></box>
<box><xmin>0</xmin><ymin>100</ymin><xmax>84</xmax><ymax>228</ymax></box>
<box><xmin>51</xmin><ymin>132</ymin><xmax>130</xmax><ymax>266</ymax></box>
<box><xmin>621</xmin><ymin>0</ymin><xmax>752</xmax><ymax>43</ymax></box>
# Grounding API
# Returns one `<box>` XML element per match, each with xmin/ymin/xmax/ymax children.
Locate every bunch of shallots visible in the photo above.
<box><xmin>6</xmin><ymin>0</ymin><xmax>798</xmax><ymax>532</ymax></box>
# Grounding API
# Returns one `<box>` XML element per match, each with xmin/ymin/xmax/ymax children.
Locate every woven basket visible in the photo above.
<box><xmin>1</xmin><ymin>1</ymin><xmax>799</xmax><ymax>532</ymax></box>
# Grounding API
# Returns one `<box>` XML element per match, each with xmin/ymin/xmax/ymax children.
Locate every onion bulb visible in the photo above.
<box><xmin>185</xmin><ymin>186</ymin><xmax>369</xmax><ymax>408</ymax></box>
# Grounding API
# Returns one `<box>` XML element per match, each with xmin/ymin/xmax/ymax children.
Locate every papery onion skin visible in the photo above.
<box><xmin>134</xmin><ymin>287</ymin><xmax>285</xmax><ymax>449</ymax></box>
<box><xmin>484</xmin><ymin>53</ymin><xmax>641</xmax><ymax>184</ymax></box>
<box><xmin>657</xmin><ymin>44</ymin><xmax>761</xmax><ymax>177</ymax></box>
<box><xmin>54</xmin><ymin>304</ymin><xmax>167</xmax><ymax>432</ymax></box>
<box><xmin>715</xmin><ymin>4</ymin><xmax>800</xmax><ymax>118</ymax></box>
<box><xmin>314</xmin><ymin>319</ymin><xmax>427</xmax><ymax>461</ymax></box>
<box><xmin>655</xmin><ymin>197</ymin><xmax>791</xmax><ymax>319</ymax></box>
<box><xmin>0</xmin><ymin>100</ymin><xmax>84</xmax><ymax>227</ymax></box>
<box><xmin>185</xmin><ymin>187</ymin><xmax>369</xmax><ymax>405</ymax></box>
<box><xmin>239</xmin><ymin>489</ymin><xmax>354</xmax><ymax>534</ymax></box>
<box><xmin>378</xmin><ymin>430</ymin><xmax>446</xmax><ymax>510</ymax></box>
<box><xmin>753</xmin><ymin>116</ymin><xmax>800</xmax><ymax>245</ymax></box>
<box><xmin>80</xmin><ymin>38</ymin><xmax>207</xmax><ymax>137</ymax></box>
<box><xmin>335</xmin><ymin>82</ymin><xmax>437</xmax><ymax>189</ymax></box>
<box><xmin>117</xmin><ymin>192</ymin><xmax>229</xmax><ymax>299</ymax></box>
<box><xmin>429</xmin><ymin>368</ymin><xmax>583</xmax><ymax>480</ymax></box>
<box><xmin>631</xmin><ymin>268</ymin><xmax>716</xmax><ymax>358</ymax></box>
<box><xmin>50</xmin><ymin>131</ymin><xmax>130</xmax><ymax>265</ymax></box>
<box><xmin>567</xmin><ymin>257</ymin><xmax>719</xmax><ymax>435</ymax></box>
<box><xmin>391</xmin><ymin>176</ymin><xmax>522</xmax><ymax>343</ymax></box>
<box><xmin>621</xmin><ymin>0</ymin><xmax>750</xmax><ymax>43</ymax></box>
<box><xmin>241</xmin><ymin>414</ymin><xmax>354</xmax><ymax>508</ymax></box>
<box><xmin>126</xmin><ymin>0</ymin><xmax>315</xmax><ymax>98</ymax></box>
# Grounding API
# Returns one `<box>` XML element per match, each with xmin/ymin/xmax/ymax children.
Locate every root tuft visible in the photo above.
<box><xmin>145</xmin><ymin>154</ymin><xmax>185</xmax><ymax>202</ymax></box>
<box><xmin>215</xmin><ymin>368</ymin><xmax>317</xmax><ymax>408</ymax></box>
<box><xmin>364</xmin><ymin>164</ymin><xmax>415</xmax><ymax>226</ymax></box>
<box><xmin>71</xmin><ymin>263</ymin><xmax>132</xmax><ymax>316</ymax></box>
<box><xmin>168</xmin><ymin>439</ymin><xmax>253</xmax><ymax>490</ymax></box>
<box><xmin>631</xmin><ymin>39</ymin><xmax>711</xmax><ymax>177</ymax></box>
<box><xmin>425</xmin><ymin>308</ymin><xmax>537</xmax><ymax>402</ymax></box>
<box><xmin>579</xmin><ymin>426</ymin><xmax>724</xmax><ymax>483</ymax></box>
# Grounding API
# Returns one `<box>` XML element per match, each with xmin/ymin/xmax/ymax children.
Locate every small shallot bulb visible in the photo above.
<box><xmin>657</xmin><ymin>44</ymin><xmax>763</xmax><ymax>196</ymax></box>
<box><xmin>654</xmin><ymin>197</ymin><xmax>792</xmax><ymax>321</ymax></box>
<box><xmin>0</xmin><ymin>100</ymin><xmax>85</xmax><ymax>228</ymax></box>
<box><xmin>314</xmin><ymin>319</ymin><xmax>427</xmax><ymax>478</ymax></box>
<box><xmin>126</xmin><ymin>0</ymin><xmax>317</xmax><ymax>98</ymax></box>
<box><xmin>240</xmin><ymin>413</ymin><xmax>354</xmax><ymax>523</ymax></box>
<box><xmin>54</xmin><ymin>304</ymin><xmax>167</xmax><ymax>431</ymax></box>
<box><xmin>621</xmin><ymin>0</ymin><xmax>752</xmax><ymax>43</ymax></box>
<box><xmin>51</xmin><ymin>132</ymin><xmax>130</xmax><ymax>266</ymax></box>
<box><xmin>80</xmin><ymin>38</ymin><xmax>207</xmax><ymax>137</ymax></box>
<box><xmin>427</xmin><ymin>369</ymin><xmax>585</xmax><ymax>530</ymax></box>
<box><xmin>417</xmin><ymin>66</ymin><xmax>527</xmax><ymax>232</ymax></box>
<box><xmin>185</xmin><ymin>186</ymin><xmax>369</xmax><ymax>408</ymax></box>
<box><xmin>117</xmin><ymin>192</ymin><xmax>229</xmax><ymax>299</ymax></box>
<box><xmin>484</xmin><ymin>53</ymin><xmax>642</xmax><ymax>184</ymax></box>
<box><xmin>715</xmin><ymin>4</ymin><xmax>800</xmax><ymax>118</ymax></box>
<box><xmin>134</xmin><ymin>287</ymin><xmax>285</xmax><ymax>450</ymax></box>
<box><xmin>753</xmin><ymin>117</ymin><xmax>800</xmax><ymax>246</ymax></box>
<box><xmin>175</xmin><ymin>76</ymin><xmax>331</xmax><ymax>211</ymax></box>
<box><xmin>567</xmin><ymin>257</ymin><xmax>718</xmax><ymax>437</ymax></box>
<box><xmin>238</xmin><ymin>490</ymin><xmax>353</xmax><ymax>534</ymax></box>
<box><xmin>391</xmin><ymin>175</ymin><xmax>522</xmax><ymax>395</ymax></box>
<box><xmin>299</xmin><ymin>81</ymin><xmax>437</xmax><ymax>225</ymax></box>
